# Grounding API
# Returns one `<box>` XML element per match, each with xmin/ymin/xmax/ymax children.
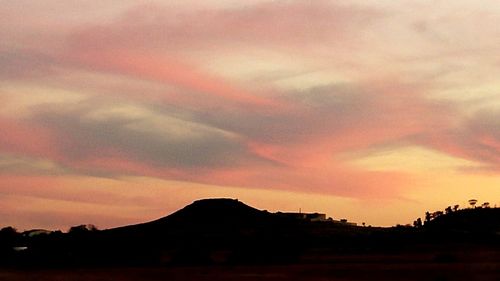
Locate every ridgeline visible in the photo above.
<box><xmin>1</xmin><ymin>198</ymin><xmax>499</xmax><ymax>267</ymax></box>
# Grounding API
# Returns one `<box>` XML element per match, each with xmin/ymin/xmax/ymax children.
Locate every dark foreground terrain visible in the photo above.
<box><xmin>1</xmin><ymin>263</ymin><xmax>498</xmax><ymax>281</ymax></box>
<box><xmin>1</xmin><ymin>199</ymin><xmax>499</xmax><ymax>280</ymax></box>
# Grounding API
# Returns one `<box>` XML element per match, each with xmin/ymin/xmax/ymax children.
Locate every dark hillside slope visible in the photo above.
<box><xmin>425</xmin><ymin>208</ymin><xmax>500</xmax><ymax>233</ymax></box>
<box><xmin>107</xmin><ymin>198</ymin><xmax>294</xmax><ymax>235</ymax></box>
<box><xmin>90</xmin><ymin>199</ymin><xmax>307</xmax><ymax>265</ymax></box>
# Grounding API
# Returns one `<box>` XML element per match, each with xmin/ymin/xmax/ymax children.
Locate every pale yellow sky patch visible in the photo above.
<box><xmin>349</xmin><ymin>146</ymin><xmax>481</xmax><ymax>173</ymax></box>
<box><xmin>201</xmin><ymin>50</ymin><xmax>309</xmax><ymax>84</ymax></box>
<box><xmin>0</xmin><ymin>153</ymin><xmax>65</xmax><ymax>175</ymax></box>
<box><xmin>273</xmin><ymin>70</ymin><xmax>352</xmax><ymax>92</ymax></box>
<box><xmin>0</xmin><ymin>84</ymin><xmax>85</xmax><ymax>118</ymax></box>
<box><xmin>403</xmin><ymin>172</ymin><xmax>500</xmax><ymax>211</ymax></box>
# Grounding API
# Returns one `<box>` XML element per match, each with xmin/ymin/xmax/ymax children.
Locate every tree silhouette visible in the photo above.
<box><xmin>0</xmin><ymin>227</ymin><xmax>20</xmax><ymax>248</ymax></box>
<box><xmin>68</xmin><ymin>224</ymin><xmax>98</xmax><ymax>234</ymax></box>
<box><xmin>0</xmin><ymin>226</ymin><xmax>17</xmax><ymax>236</ymax></box>
<box><xmin>445</xmin><ymin>206</ymin><xmax>452</xmax><ymax>214</ymax></box>
<box><xmin>468</xmin><ymin>199</ymin><xmax>478</xmax><ymax>208</ymax></box>
<box><xmin>432</xmin><ymin>211</ymin><xmax>443</xmax><ymax>218</ymax></box>
<box><xmin>453</xmin><ymin>205</ymin><xmax>459</xmax><ymax>212</ymax></box>
<box><xmin>482</xmin><ymin>202</ymin><xmax>490</xmax><ymax>208</ymax></box>
<box><xmin>425</xmin><ymin>211</ymin><xmax>432</xmax><ymax>223</ymax></box>
<box><xmin>413</xmin><ymin>218</ymin><xmax>422</xmax><ymax>228</ymax></box>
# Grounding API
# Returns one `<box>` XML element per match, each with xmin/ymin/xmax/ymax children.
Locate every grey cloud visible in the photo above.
<box><xmin>192</xmin><ymin>84</ymin><xmax>387</xmax><ymax>144</ymax></box>
<box><xmin>0</xmin><ymin>48</ymin><xmax>58</xmax><ymax>80</ymax></box>
<box><xmin>460</xmin><ymin>110</ymin><xmax>500</xmax><ymax>166</ymax></box>
<box><xmin>413</xmin><ymin>109</ymin><xmax>500</xmax><ymax>171</ymax></box>
<box><xmin>30</xmin><ymin>100</ymin><xmax>267</xmax><ymax>170</ymax></box>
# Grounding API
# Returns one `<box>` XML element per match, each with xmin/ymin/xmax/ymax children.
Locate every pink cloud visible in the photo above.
<box><xmin>68</xmin><ymin>1</ymin><xmax>381</xmax><ymax>53</ymax></box>
<box><xmin>0</xmin><ymin>118</ymin><xmax>58</xmax><ymax>159</ymax></box>
<box><xmin>0</xmin><ymin>73</ymin><xmax>456</xmax><ymax>199</ymax></box>
<box><xmin>66</xmin><ymin>49</ymin><xmax>282</xmax><ymax>110</ymax></box>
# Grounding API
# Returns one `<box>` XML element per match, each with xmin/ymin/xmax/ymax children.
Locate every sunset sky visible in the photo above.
<box><xmin>1</xmin><ymin>0</ymin><xmax>499</xmax><ymax>230</ymax></box>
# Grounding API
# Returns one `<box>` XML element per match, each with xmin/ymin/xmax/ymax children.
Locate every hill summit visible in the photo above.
<box><xmin>150</xmin><ymin>198</ymin><xmax>273</xmax><ymax>227</ymax></box>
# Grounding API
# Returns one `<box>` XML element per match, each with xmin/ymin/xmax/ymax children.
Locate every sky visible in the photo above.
<box><xmin>1</xmin><ymin>0</ymin><xmax>499</xmax><ymax>230</ymax></box>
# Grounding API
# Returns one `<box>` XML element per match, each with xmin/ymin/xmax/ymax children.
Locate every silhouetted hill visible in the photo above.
<box><xmin>2</xmin><ymin>199</ymin><xmax>499</xmax><ymax>268</ymax></box>
<box><xmin>92</xmin><ymin>199</ymin><xmax>308</xmax><ymax>265</ymax></box>
<box><xmin>149</xmin><ymin>198</ymin><xmax>275</xmax><ymax>226</ymax></box>
<box><xmin>107</xmin><ymin>198</ymin><xmax>293</xmax><ymax>237</ymax></box>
